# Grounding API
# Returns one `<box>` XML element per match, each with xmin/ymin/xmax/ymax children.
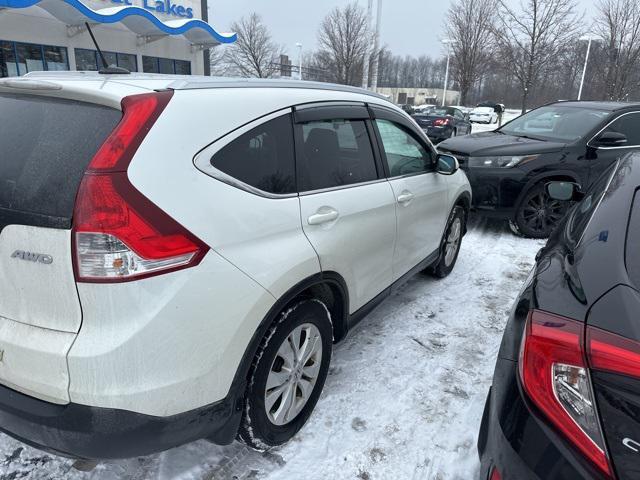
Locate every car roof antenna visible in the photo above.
<box><xmin>85</xmin><ymin>22</ymin><xmax>130</xmax><ymax>75</ymax></box>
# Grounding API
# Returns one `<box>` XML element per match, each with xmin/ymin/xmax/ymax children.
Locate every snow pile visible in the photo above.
<box><xmin>0</xmin><ymin>217</ymin><xmax>543</xmax><ymax>480</ymax></box>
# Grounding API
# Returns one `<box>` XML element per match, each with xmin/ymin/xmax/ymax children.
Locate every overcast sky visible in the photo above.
<box><xmin>209</xmin><ymin>0</ymin><xmax>598</xmax><ymax>59</ymax></box>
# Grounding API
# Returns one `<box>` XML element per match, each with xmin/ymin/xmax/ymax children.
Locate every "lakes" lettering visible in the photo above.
<box><xmin>106</xmin><ymin>0</ymin><xmax>194</xmax><ymax>19</ymax></box>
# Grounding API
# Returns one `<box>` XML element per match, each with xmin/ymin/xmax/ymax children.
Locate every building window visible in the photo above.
<box><xmin>174</xmin><ymin>60</ymin><xmax>191</xmax><ymax>75</ymax></box>
<box><xmin>74</xmin><ymin>49</ymin><xmax>138</xmax><ymax>72</ymax></box>
<box><xmin>0</xmin><ymin>41</ymin><xmax>69</xmax><ymax>77</ymax></box>
<box><xmin>142</xmin><ymin>56</ymin><xmax>191</xmax><ymax>75</ymax></box>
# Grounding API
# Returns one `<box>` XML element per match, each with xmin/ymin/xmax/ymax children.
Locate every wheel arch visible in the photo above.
<box><xmin>227</xmin><ymin>272</ymin><xmax>350</xmax><ymax>415</ymax></box>
<box><xmin>513</xmin><ymin>171</ymin><xmax>580</xmax><ymax>219</ymax></box>
<box><xmin>453</xmin><ymin>190</ymin><xmax>472</xmax><ymax>234</ymax></box>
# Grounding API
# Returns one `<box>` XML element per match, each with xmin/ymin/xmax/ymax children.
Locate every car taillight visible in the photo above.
<box><xmin>489</xmin><ymin>467</ymin><xmax>502</xmax><ymax>480</ymax></box>
<box><xmin>588</xmin><ymin>326</ymin><xmax>640</xmax><ymax>380</ymax></box>
<box><xmin>72</xmin><ymin>91</ymin><xmax>208</xmax><ymax>282</ymax></box>
<box><xmin>519</xmin><ymin>310</ymin><xmax>613</xmax><ymax>478</ymax></box>
<box><xmin>433</xmin><ymin>118</ymin><xmax>450</xmax><ymax>126</ymax></box>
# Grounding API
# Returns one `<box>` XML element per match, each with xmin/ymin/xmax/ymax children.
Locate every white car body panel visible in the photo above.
<box><xmin>299</xmin><ymin>182</ymin><xmax>397</xmax><ymax>312</ymax></box>
<box><xmin>387</xmin><ymin>173</ymin><xmax>451</xmax><ymax>280</ymax></box>
<box><xmin>0</xmin><ymin>316</ymin><xmax>75</xmax><ymax>404</ymax></box>
<box><xmin>0</xmin><ymin>226</ymin><xmax>81</xmax><ymax>333</ymax></box>
<box><xmin>68</xmin><ymin>250</ymin><xmax>275</xmax><ymax>416</ymax></box>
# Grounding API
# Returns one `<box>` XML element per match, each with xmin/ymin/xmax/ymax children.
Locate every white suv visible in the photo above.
<box><xmin>0</xmin><ymin>73</ymin><xmax>471</xmax><ymax>459</ymax></box>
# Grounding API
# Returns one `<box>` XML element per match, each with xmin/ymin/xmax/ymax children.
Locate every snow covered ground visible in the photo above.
<box><xmin>0</xmin><ymin>216</ymin><xmax>544</xmax><ymax>480</ymax></box>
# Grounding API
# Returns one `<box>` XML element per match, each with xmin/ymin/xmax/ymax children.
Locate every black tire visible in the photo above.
<box><xmin>238</xmin><ymin>299</ymin><xmax>332</xmax><ymax>451</ymax></box>
<box><xmin>428</xmin><ymin>206</ymin><xmax>465</xmax><ymax>278</ymax></box>
<box><xmin>514</xmin><ymin>183</ymin><xmax>571</xmax><ymax>239</ymax></box>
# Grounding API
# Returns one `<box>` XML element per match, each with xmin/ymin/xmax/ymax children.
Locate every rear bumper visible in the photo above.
<box><xmin>419</xmin><ymin>126</ymin><xmax>452</xmax><ymax>143</ymax></box>
<box><xmin>478</xmin><ymin>358</ymin><xmax>607</xmax><ymax>479</ymax></box>
<box><xmin>0</xmin><ymin>382</ymin><xmax>242</xmax><ymax>460</ymax></box>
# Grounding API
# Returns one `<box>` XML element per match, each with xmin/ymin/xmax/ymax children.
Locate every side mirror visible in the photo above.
<box><xmin>546</xmin><ymin>181</ymin><xmax>584</xmax><ymax>201</ymax></box>
<box><xmin>437</xmin><ymin>154</ymin><xmax>459</xmax><ymax>175</ymax></box>
<box><xmin>593</xmin><ymin>131</ymin><xmax>628</xmax><ymax>148</ymax></box>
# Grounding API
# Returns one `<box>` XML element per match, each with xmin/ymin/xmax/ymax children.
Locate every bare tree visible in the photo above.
<box><xmin>494</xmin><ymin>0</ymin><xmax>582</xmax><ymax>113</ymax></box>
<box><xmin>224</xmin><ymin>13</ymin><xmax>281</xmax><ymax>78</ymax></box>
<box><xmin>209</xmin><ymin>46</ymin><xmax>230</xmax><ymax>76</ymax></box>
<box><xmin>445</xmin><ymin>0</ymin><xmax>498</xmax><ymax>105</ymax></box>
<box><xmin>317</xmin><ymin>2</ymin><xmax>370</xmax><ymax>85</ymax></box>
<box><xmin>595</xmin><ymin>0</ymin><xmax>640</xmax><ymax>101</ymax></box>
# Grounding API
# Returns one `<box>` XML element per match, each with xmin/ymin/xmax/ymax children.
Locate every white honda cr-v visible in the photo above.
<box><xmin>0</xmin><ymin>72</ymin><xmax>470</xmax><ymax>459</ymax></box>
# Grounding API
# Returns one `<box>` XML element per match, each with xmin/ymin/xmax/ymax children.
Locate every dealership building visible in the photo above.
<box><xmin>0</xmin><ymin>0</ymin><xmax>236</xmax><ymax>77</ymax></box>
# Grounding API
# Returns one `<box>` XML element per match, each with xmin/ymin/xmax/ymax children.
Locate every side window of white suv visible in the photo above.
<box><xmin>295</xmin><ymin>119</ymin><xmax>379</xmax><ymax>192</ymax></box>
<box><xmin>375</xmin><ymin>119</ymin><xmax>434</xmax><ymax>177</ymax></box>
<box><xmin>210</xmin><ymin>114</ymin><xmax>296</xmax><ymax>194</ymax></box>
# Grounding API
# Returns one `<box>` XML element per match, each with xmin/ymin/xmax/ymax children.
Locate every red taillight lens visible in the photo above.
<box><xmin>72</xmin><ymin>91</ymin><xmax>208</xmax><ymax>282</ymax></box>
<box><xmin>434</xmin><ymin>118</ymin><xmax>450</xmax><ymax>126</ymax></box>
<box><xmin>588</xmin><ymin>326</ymin><xmax>640</xmax><ymax>380</ymax></box>
<box><xmin>88</xmin><ymin>91</ymin><xmax>172</xmax><ymax>172</ymax></box>
<box><xmin>489</xmin><ymin>467</ymin><xmax>502</xmax><ymax>480</ymax></box>
<box><xmin>519</xmin><ymin>310</ymin><xmax>613</xmax><ymax>478</ymax></box>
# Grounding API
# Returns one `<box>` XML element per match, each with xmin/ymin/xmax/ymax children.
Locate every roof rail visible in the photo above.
<box><xmin>166</xmin><ymin>77</ymin><xmax>390</xmax><ymax>101</ymax></box>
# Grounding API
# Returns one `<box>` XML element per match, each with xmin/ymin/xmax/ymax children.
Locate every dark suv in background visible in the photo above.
<box><xmin>479</xmin><ymin>153</ymin><xmax>640</xmax><ymax>479</ymax></box>
<box><xmin>439</xmin><ymin>101</ymin><xmax>640</xmax><ymax>238</ymax></box>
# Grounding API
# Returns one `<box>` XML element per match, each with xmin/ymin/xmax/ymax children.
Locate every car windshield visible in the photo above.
<box><xmin>500</xmin><ymin>105</ymin><xmax>610</xmax><ymax>142</ymax></box>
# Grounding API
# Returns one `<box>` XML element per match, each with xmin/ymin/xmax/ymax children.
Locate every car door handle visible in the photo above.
<box><xmin>308</xmin><ymin>208</ymin><xmax>339</xmax><ymax>225</ymax></box>
<box><xmin>397</xmin><ymin>192</ymin><xmax>415</xmax><ymax>204</ymax></box>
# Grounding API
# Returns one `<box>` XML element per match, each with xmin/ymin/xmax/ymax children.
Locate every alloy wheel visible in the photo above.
<box><xmin>444</xmin><ymin>217</ymin><xmax>462</xmax><ymax>267</ymax></box>
<box><xmin>264</xmin><ymin>323</ymin><xmax>323</xmax><ymax>426</ymax></box>
<box><xmin>521</xmin><ymin>190</ymin><xmax>567</xmax><ymax>235</ymax></box>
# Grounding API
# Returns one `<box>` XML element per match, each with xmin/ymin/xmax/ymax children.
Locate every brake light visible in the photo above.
<box><xmin>588</xmin><ymin>326</ymin><xmax>640</xmax><ymax>380</ymax></box>
<box><xmin>519</xmin><ymin>310</ymin><xmax>613</xmax><ymax>478</ymax></box>
<box><xmin>72</xmin><ymin>91</ymin><xmax>208</xmax><ymax>282</ymax></box>
<box><xmin>433</xmin><ymin>118</ymin><xmax>451</xmax><ymax>126</ymax></box>
<box><xmin>489</xmin><ymin>467</ymin><xmax>502</xmax><ymax>480</ymax></box>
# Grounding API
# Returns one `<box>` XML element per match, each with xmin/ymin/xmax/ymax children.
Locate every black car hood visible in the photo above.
<box><xmin>438</xmin><ymin>131</ymin><xmax>567</xmax><ymax>156</ymax></box>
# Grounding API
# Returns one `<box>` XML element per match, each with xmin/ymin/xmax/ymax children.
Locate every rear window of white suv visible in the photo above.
<box><xmin>210</xmin><ymin>114</ymin><xmax>296</xmax><ymax>195</ymax></box>
<box><xmin>0</xmin><ymin>93</ymin><xmax>121</xmax><ymax>229</ymax></box>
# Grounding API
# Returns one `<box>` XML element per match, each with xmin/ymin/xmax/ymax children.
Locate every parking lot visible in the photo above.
<box><xmin>0</xmin><ymin>213</ymin><xmax>544</xmax><ymax>480</ymax></box>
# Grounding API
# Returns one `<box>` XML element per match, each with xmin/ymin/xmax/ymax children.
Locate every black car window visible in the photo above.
<box><xmin>432</xmin><ymin>107</ymin><xmax>454</xmax><ymax>117</ymax></box>
<box><xmin>600</xmin><ymin>113</ymin><xmax>640</xmax><ymax>146</ymax></box>
<box><xmin>566</xmin><ymin>162</ymin><xmax>618</xmax><ymax>246</ymax></box>
<box><xmin>454</xmin><ymin>109</ymin><xmax>464</xmax><ymax>119</ymax></box>
<box><xmin>296</xmin><ymin>119</ymin><xmax>378</xmax><ymax>192</ymax></box>
<box><xmin>211</xmin><ymin>114</ymin><xmax>296</xmax><ymax>195</ymax></box>
<box><xmin>375</xmin><ymin>119</ymin><xmax>434</xmax><ymax>177</ymax></box>
<box><xmin>626</xmin><ymin>190</ymin><xmax>640</xmax><ymax>289</ymax></box>
<box><xmin>500</xmin><ymin>106</ymin><xmax>610</xmax><ymax>142</ymax></box>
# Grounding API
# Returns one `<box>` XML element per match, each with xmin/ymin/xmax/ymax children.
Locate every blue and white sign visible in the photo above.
<box><xmin>106</xmin><ymin>0</ymin><xmax>194</xmax><ymax>18</ymax></box>
<box><xmin>0</xmin><ymin>0</ymin><xmax>237</xmax><ymax>45</ymax></box>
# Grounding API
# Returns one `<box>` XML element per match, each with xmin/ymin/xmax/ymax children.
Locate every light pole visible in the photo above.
<box><xmin>361</xmin><ymin>0</ymin><xmax>374</xmax><ymax>89</ymax></box>
<box><xmin>441</xmin><ymin>39</ymin><xmax>453</xmax><ymax>107</ymax></box>
<box><xmin>578</xmin><ymin>35</ymin><xmax>598</xmax><ymax>101</ymax></box>
<box><xmin>296</xmin><ymin>43</ymin><xmax>303</xmax><ymax>80</ymax></box>
<box><xmin>369</xmin><ymin>0</ymin><xmax>382</xmax><ymax>91</ymax></box>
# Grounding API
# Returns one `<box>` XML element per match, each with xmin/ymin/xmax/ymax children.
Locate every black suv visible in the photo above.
<box><xmin>479</xmin><ymin>153</ymin><xmax>640</xmax><ymax>479</ymax></box>
<box><xmin>439</xmin><ymin>101</ymin><xmax>640</xmax><ymax>238</ymax></box>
